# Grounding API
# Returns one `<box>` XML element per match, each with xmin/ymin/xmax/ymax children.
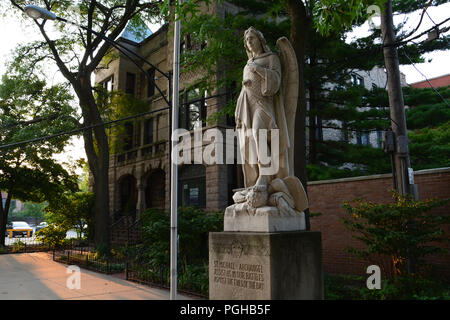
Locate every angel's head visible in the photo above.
<box><xmin>244</xmin><ymin>27</ymin><xmax>271</xmax><ymax>59</ymax></box>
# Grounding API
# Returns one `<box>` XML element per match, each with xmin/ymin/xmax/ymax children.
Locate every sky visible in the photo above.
<box><xmin>0</xmin><ymin>3</ymin><xmax>449</xmax><ymax>175</ymax></box>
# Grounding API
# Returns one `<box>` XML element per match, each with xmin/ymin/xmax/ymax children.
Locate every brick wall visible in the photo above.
<box><xmin>308</xmin><ymin>167</ymin><xmax>450</xmax><ymax>277</ymax></box>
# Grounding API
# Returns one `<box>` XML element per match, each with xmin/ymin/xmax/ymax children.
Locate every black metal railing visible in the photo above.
<box><xmin>125</xmin><ymin>258</ymin><xmax>208</xmax><ymax>298</ymax></box>
<box><xmin>52</xmin><ymin>245</ymin><xmax>125</xmax><ymax>275</ymax></box>
<box><xmin>1</xmin><ymin>237</ymin><xmax>86</xmax><ymax>255</ymax></box>
<box><xmin>110</xmin><ymin>212</ymin><xmax>142</xmax><ymax>246</ymax></box>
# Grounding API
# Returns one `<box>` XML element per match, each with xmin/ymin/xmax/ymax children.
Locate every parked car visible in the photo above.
<box><xmin>35</xmin><ymin>222</ymin><xmax>49</xmax><ymax>233</ymax></box>
<box><xmin>6</xmin><ymin>221</ymin><xmax>33</xmax><ymax>238</ymax></box>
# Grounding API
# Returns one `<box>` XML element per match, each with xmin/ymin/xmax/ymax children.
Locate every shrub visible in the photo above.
<box><xmin>11</xmin><ymin>240</ymin><xmax>26</xmax><ymax>253</ymax></box>
<box><xmin>132</xmin><ymin>206</ymin><xmax>223</xmax><ymax>295</ymax></box>
<box><xmin>35</xmin><ymin>224</ymin><xmax>68</xmax><ymax>248</ymax></box>
<box><xmin>342</xmin><ymin>191</ymin><xmax>450</xmax><ymax>278</ymax></box>
<box><xmin>359</xmin><ymin>275</ymin><xmax>450</xmax><ymax>300</ymax></box>
<box><xmin>0</xmin><ymin>246</ymin><xmax>10</xmax><ymax>254</ymax></box>
<box><xmin>140</xmin><ymin>206</ymin><xmax>223</xmax><ymax>269</ymax></box>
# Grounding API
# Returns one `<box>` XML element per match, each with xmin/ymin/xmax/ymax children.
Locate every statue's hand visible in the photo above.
<box><xmin>248</xmin><ymin>62</ymin><xmax>261</xmax><ymax>73</ymax></box>
<box><xmin>242</xmin><ymin>79</ymin><xmax>251</xmax><ymax>87</ymax></box>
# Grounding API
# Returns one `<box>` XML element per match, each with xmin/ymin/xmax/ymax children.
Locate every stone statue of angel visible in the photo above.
<box><xmin>225</xmin><ymin>26</ymin><xmax>308</xmax><ymax>232</ymax></box>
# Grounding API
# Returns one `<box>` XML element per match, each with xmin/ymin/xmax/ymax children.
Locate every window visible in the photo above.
<box><xmin>178</xmin><ymin>165</ymin><xmax>206</xmax><ymax>208</ymax></box>
<box><xmin>351</xmin><ymin>74</ymin><xmax>364</xmax><ymax>86</ymax></box>
<box><xmin>123</xmin><ymin>122</ymin><xmax>134</xmax><ymax>151</ymax></box>
<box><xmin>179</xmin><ymin>88</ymin><xmax>206</xmax><ymax>131</ymax></box>
<box><xmin>143</xmin><ymin>118</ymin><xmax>154</xmax><ymax>145</ymax></box>
<box><xmin>102</xmin><ymin>75</ymin><xmax>114</xmax><ymax>92</ymax></box>
<box><xmin>377</xmin><ymin>131</ymin><xmax>383</xmax><ymax>148</ymax></box>
<box><xmin>147</xmin><ymin>68</ymin><xmax>155</xmax><ymax>97</ymax></box>
<box><xmin>126</xmin><ymin>72</ymin><xmax>136</xmax><ymax>95</ymax></box>
<box><xmin>181</xmin><ymin>34</ymin><xmax>206</xmax><ymax>53</ymax></box>
<box><xmin>356</xmin><ymin>131</ymin><xmax>370</xmax><ymax>146</ymax></box>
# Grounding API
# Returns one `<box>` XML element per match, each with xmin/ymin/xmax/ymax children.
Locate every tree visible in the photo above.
<box><xmin>0</xmin><ymin>60</ymin><xmax>79</xmax><ymax>247</ymax></box>
<box><xmin>44</xmin><ymin>191</ymin><xmax>95</xmax><ymax>239</ymax></box>
<box><xmin>342</xmin><ymin>192</ymin><xmax>450</xmax><ymax>278</ymax></box>
<box><xmin>404</xmin><ymin>85</ymin><xmax>450</xmax><ymax>170</ymax></box>
<box><xmin>4</xmin><ymin>0</ymin><xmax>163</xmax><ymax>249</ymax></box>
<box><xmin>9</xmin><ymin>202</ymin><xmax>47</xmax><ymax>225</ymax></box>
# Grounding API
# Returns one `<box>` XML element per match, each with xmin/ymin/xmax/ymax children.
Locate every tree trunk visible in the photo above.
<box><xmin>285</xmin><ymin>0</ymin><xmax>311</xmax><ymax>229</ymax></box>
<box><xmin>0</xmin><ymin>194</ymin><xmax>12</xmax><ymax>247</ymax></box>
<box><xmin>285</xmin><ymin>0</ymin><xmax>310</xmax><ymax>186</ymax></box>
<box><xmin>77</xmin><ymin>79</ymin><xmax>111</xmax><ymax>250</ymax></box>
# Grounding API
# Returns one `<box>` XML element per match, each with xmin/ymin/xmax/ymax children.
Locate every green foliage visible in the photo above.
<box><xmin>140</xmin><ymin>206</ymin><xmax>223</xmax><ymax>268</ymax></box>
<box><xmin>409</xmin><ymin>121</ymin><xmax>450</xmax><ymax>170</ymax></box>
<box><xmin>35</xmin><ymin>223</ymin><xmax>68</xmax><ymax>248</ymax></box>
<box><xmin>0</xmin><ymin>54</ymin><xmax>79</xmax><ymax>246</ymax></box>
<box><xmin>307</xmin><ymin>164</ymin><xmax>366</xmax><ymax>181</ymax></box>
<box><xmin>324</xmin><ymin>274</ymin><xmax>364</xmax><ymax>300</ymax></box>
<box><xmin>2</xmin><ymin>0</ymin><xmax>168</xmax><ymax>249</ymax></box>
<box><xmin>402</xmin><ymin>86</ymin><xmax>450</xmax><ymax>171</ymax></box>
<box><xmin>313</xmin><ymin>0</ymin><xmax>387</xmax><ymax>35</ymax></box>
<box><xmin>128</xmin><ymin>206</ymin><xmax>223</xmax><ymax>295</ymax></box>
<box><xmin>179</xmin><ymin>0</ymin><xmax>449</xmax><ymax>182</ymax></box>
<box><xmin>0</xmin><ymin>246</ymin><xmax>9</xmax><ymax>254</ymax></box>
<box><xmin>11</xmin><ymin>240</ymin><xmax>27</xmax><ymax>253</ymax></box>
<box><xmin>359</xmin><ymin>275</ymin><xmax>450</xmax><ymax>300</ymax></box>
<box><xmin>44</xmin><ymin>192</ymin><xmax>94</xmax><ymax>240</ymax></box>
<box><xmin>77</xmin><ymin>160</ymin><xmax>90</xmax><ymax>192</ymax></box>
<box><xmin>324</xmin><ymin>273</ymin><xmax>450</xmax><ymax>300</ymax></box>
<box><xmin>342</xmin><ymin>192</ymin><xmax>450</xmax><ymax>277</ymax></box>
<box><xmin>9</xmin><ymin>202</ymin><xmax>46</xmax><ymax>223</ymax></box>
<box><xmin>178</xmin><ymin>262</ymin><xmax>210</xmax><ymax>296</ymax></box>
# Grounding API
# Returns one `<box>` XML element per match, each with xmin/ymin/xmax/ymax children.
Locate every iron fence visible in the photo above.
<box><xmin>1</xmin><ymin>237</ymin><xmax>84</xmax><ymax>254</ymax></box>
<box><xmin>52</xmin><ymin>246</ymin><xmax>126</xmax><ymax>275</ymax></box>
<box><xmin>125</xmin><ymin>259</ymin><xmax>208</xmax><ymax>298</ymax></box>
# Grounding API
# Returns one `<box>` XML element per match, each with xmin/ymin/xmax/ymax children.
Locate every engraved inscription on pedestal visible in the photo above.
<box><xmin>209</xmin><ymin>231</ymin><xmax>324</xmax><ymax>300</ymax></box>
<box><xmin>209</xmin><ymin>235</ymin><xmax>271</xmax><ymax>300</ymax></box>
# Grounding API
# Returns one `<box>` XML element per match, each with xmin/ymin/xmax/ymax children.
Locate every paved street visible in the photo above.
<box><xmin>0</xmin><ymin>252</ymin><xmax>196</xmax><ymax>300</ymax></box>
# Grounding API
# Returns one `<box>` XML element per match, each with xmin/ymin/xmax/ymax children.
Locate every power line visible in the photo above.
<box><xmin>0</xmin><ymin>106</ymin><xmax>171</xmax><ymax>152</ymax></box>
<box><xmin>398</xmin><ymin>0</ymin><xmax>433</xmax><ymax>42</ymax></box>
<box><xmin>401</xmin><ymin>47</ymin><xmax>450</xmax><ymax>107</ymax></box>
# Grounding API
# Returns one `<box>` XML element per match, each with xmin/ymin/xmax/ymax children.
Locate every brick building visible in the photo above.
<box><xmin>312</xmin><ymin>66</ymin><xmax>408</xmax><ymax>154</ymax></box>
<box><xmin>409</xmin><ymin>73</ymin><xmax>450</xmax><ymax>89</ymax></box>
<box><xmin>95</xmin><ymin>2</ymin><xmax>241</xmax><ymax>223</ymax></box>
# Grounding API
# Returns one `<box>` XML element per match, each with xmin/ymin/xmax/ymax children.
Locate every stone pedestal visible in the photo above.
<box><xmin>224</xmin><ymin>206</ymin><xmax>306</xmax><ymax>232</ymax></box>
<box><xmin>209</xmin><ymin>231</ymin><xmax>323</xmax><ymax>300</ymax></box>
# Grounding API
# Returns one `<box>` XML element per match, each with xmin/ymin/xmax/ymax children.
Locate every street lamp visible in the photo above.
<box><xmin>24</xmin><ymin>4</ymin><xmax>181</xmax><ymax>300</ymax></box>
<box><xmin>24</xmin><ymin>4</ymin><xmax>56</xmax><ymax>20</ymax></box>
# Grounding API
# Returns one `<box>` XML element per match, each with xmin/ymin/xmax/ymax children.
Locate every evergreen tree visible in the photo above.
<box><xmin>178</xmin><ymin>0</ymin><xmax>449</xmax><ymax>181</ymax></box>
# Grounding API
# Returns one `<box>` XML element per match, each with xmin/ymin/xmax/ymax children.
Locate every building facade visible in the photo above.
<box><xmin>95</xmin><ymin>3</ymin><xmax>241</xmax><ymax>222</ymax></box>
<box><xmin>314</xmin><ymin>66</ymin><xmax>408</xmax><ymax>150</ymax></box>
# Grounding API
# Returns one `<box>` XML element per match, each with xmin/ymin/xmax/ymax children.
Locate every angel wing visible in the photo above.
<box><xmin>276</xmin><ymin>37</ymin><xmax>299</xmax><ymax>175</ymax></box>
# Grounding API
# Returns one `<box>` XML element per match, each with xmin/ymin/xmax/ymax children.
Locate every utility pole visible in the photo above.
<box><xmin>380</xmin><ymin>0</ymin><xmax>416</xmax><ymax>198</ymax></box>
<box><xmin>380</xmin><ymin>0</ymin><xmax>417</xmax><ymax>274</ymax></box>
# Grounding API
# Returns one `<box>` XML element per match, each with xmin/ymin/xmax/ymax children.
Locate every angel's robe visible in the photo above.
<box><xmin>235</xmin><ymin>51</ymin><xmax>290</xmax><ymax>188</ymax></box>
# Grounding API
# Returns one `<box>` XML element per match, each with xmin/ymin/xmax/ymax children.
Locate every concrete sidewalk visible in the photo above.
<box><xmin>0</xmin><ymin>252</ymin><xmax>197</xmax><ymax>300</ymax></box>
